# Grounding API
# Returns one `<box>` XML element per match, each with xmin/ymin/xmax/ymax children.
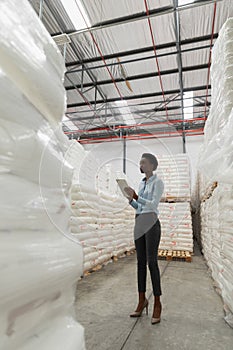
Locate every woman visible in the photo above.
<box><xmin>125</xmin><ymin>153</ymin><xmax>164</xmax><ymax>324</ymax></box>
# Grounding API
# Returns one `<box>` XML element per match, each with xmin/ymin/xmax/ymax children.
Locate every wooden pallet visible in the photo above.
<box><xmin>112</xmin><ymin>249</ymin><xmax>135</xmax><ymax>261</ymax></box>
<box><xmin>83</xmin><ymin>263</ymin><xmax>105</xmax><ymax>276</ymax></box>
<box><xmin>161</xmin><ymin>197</ymin><xmax>191</xmax><ymax>203</ymax></box>
<box><xmin>158</xmin><ymin>249</ymin><xmax>192</xmax><ymax>262</ymax></box>
<box><xmin>83</xmin><ymin>249</ymin><xmax>135</xmax><ymax>275</ymax></box>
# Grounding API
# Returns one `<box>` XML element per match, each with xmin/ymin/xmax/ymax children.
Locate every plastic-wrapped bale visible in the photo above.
<box><xmin>0</xmin><ymin>100</ymin><xmax>85</xmax><ymax>350</ymax></box>
<box><xmin>159</xmin><ymin>202</ymin><xmax>193</xmax><ymax>252</ymax></box>
<box><xmin>0</xmin><ymin>112</ymin><xmax>73</xmax><ymax>189</ymax></box>
<box><xmin>199</xmin><ymin>19</ymin><xmax>233</xmax><ymax>183</ymax></box>
<box><xmin>197</xmin><ymin>19</ymin><xmax>233</xmax><ymax>327</ymax></box>
<box><xmin>199</xmin><ymin>108</ymin><xmax>233</xmax><ymax>184</ymax></box>
<box><xmin>205</xmin><ymin>18</ymin><xmax>233</xmax><ymax>142</ymax></box>
<box><xmin>0</xmin><ymin>228</ymin><xmax>84</xmax><ymax>350</ymax></box>
<box><xmin>0</xmin><ymin>0</ymin><xmax>66</xmax><ymax>126</ymax></box>
<box><xmin>200</xmin><ymin>182</ymin><xmax>233</xmax><ymax>327</ymax></box>
<box><xmin>0</xmin><ymin>0</ymin><xmax>85</xmax><ymax>348</ymax></box>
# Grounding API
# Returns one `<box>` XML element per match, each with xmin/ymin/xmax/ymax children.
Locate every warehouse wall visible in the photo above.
<box><xmin>83</xmin><ymin>135</ymin><xmax>203</xmax><ymax>191</ymax></box>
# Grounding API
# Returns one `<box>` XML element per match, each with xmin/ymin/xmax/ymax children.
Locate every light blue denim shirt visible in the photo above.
<box><xmin>130</xmin><ymin>174</ymin><xmax>164</xmax><ymax>215</ymax></box>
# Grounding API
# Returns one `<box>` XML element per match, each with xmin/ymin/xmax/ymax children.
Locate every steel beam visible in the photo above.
<box><xmin>39</xmin><ymin>0</ymin><xmax>44</xmax><ymax>20</ymax></box>
<box><xmin>69</xmin><ymin>102</ymin><xmax>208</xmax><ymax>122</ymax></box>
<box><xmin>64</xmin><ymin>116</ymin><xmax>207</xmax><ymax>135</ymax></box>
<box><xmin>65</xmin><ymin>63</ymin><xmax>209</xmax><ymax>90</ymax></box>
<box><xmin>173</xmin><ymin>0</ymin><xmax>186</xmax><ymax>153</ymax></box>
<box><xmin>51</xmin><ymin>0</ymin><xmax>222</xmax><ymax>41</ymax></box>
<box><xmin>44</xmin><ymin>1</ymin><xmax>106</xmax><ymax>102</ymax></box>
<box><xmin>67</xmin><ymin>85</ymin><xmax>211</xmax><ymax>108</ymax></box>
<box><xmin>67</xmin><ymin>93</ymin><xmax>211</xmax><ymax>114</ymax></box>
<box><xmin>76</xmin><ymin>123</ymin><xmax>206</xmax><ymax>141</ymax></box>
<box><xmin>91</xmin><ymin>0</ymin><xmax>221</xmax><ymax>29</ymax></box>
<box><xmin>65</xmin><ymin>34</ymin><xmax>218</xmax><ymax>67</ymax></box>
<box><xmin>66</xmin><ymin>43</ymin><xmax>212</xmax><ymax>75</ymax></box>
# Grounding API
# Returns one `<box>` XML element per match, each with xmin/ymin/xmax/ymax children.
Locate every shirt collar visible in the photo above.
<box><xmin>142</xmin><ymin>173</ymin><xmax>157</xmax><ymax>183</ymax></box>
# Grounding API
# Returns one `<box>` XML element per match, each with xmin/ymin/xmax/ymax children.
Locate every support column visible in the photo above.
<box><xmin>173</xmin><ymin>0</ymin><xmax>186</xmax><ymax>153</ymax></box>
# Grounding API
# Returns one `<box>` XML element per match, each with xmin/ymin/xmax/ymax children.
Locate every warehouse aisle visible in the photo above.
<box><xmin>75</xmin><ymin>243</ymin><xmax>233</xmax><ymax>350</ymax></box>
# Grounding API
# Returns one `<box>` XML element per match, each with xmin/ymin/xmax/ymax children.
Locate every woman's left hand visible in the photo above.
<box><xmin>124</xmin><ymin>187</ymin><xmax>138</xmax><ymax>201</ymax></box>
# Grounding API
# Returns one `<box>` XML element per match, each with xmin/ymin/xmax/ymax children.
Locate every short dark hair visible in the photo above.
<box><xmin>141</xmin><ymin>153</ymin><xmax>158</xmax><ymax>171</ymax></box>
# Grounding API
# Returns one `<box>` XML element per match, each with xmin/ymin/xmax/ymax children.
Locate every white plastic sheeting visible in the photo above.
<box><xmin>198</xmin><ymin>18</ymin><xmax>233</xmax><ymax>328</ymax></box>
<box><xmin>0</xmin><ymin>0</ymin><xmax>85</xmax><ymax>348</ymax></box>
<box><xmin>0</xmin><ymin>0</ymin><xmax>66</xmax><ymax>126</ymax></box>
<box><xmin>199</xmin><ymin>18</ymin><xmax>233</xmax><ymax>183</ymax></box>
<box><xmin>81</xmin><ymin>0</ymin><xmax>173</xmax><ymax>24</ymax></box>
<box><xmin>65</xmin><ymin>141</ymin><xmax>135</xmax><ymax>272</ymax></box>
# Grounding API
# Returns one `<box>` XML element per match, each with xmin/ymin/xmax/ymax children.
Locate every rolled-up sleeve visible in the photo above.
<box><xmin>137</xmin><ymin>179</ymin><xmax>164</xmax><ymax>210</ymax></box>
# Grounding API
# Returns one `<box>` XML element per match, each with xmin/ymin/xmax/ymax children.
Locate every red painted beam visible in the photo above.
<box><xmin>64</xmin><ymin>117</ymin><xmax>207</xmax><ymax>135</ymax></box>
<box><xmin>78</xmin><ymin>128</ymin><xmax>204</xmax><ymax>144</ymax></box>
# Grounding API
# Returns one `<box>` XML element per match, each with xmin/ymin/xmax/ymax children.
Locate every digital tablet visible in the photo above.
<box><xmin>116</xmin><ymin>179</ymin><xmax>129</xmax><ymax>197</ymax></box>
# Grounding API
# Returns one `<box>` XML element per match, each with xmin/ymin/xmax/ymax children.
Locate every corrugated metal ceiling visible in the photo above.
<box><xmin>28</xmin><ymin>0</ymin><xmax>233</xmax><ymax>144</ymax></box>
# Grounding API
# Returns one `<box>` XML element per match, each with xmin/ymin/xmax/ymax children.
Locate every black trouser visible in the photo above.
<box><xmin>135</xmin><ymin>219</ymin><xmax>162</xmax><ymax>296</ymax></box>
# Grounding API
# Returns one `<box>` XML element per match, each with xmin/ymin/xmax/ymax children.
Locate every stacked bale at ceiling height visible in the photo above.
<box><xmin>198</xmin><ymin>18</ymin><xmax>233</xmax><ymax>328</ymax></box>
<box><xmin>0</xmin><ymin>0</ymin><xmax>85</xmax><ymax>349</ymax></box>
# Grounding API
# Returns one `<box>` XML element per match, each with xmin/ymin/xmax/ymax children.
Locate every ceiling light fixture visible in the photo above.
<box><xmin>178</xmin><ymin>0</ymin><xmax>195</xmax><ymax>6</ymax></box>
<box><xmin>52</xmin><ymin>33</ymin><xmax>71</xmax><ymax>46</ymax></box>
<box><xmin>114</xmin><ymin>101</ymin><xmax>136</xmax><ymax>126</ymax></box>
<box><xmin>63</xmin><ymin>115</ymin><xmax>79</xmax><ymax>131</ymax></box>
<box><xmin>60</xmin><ymin>0</ymin><xmax>91</xmax><ymax>30</ymax></box>
<box><xmin>183</xmin><ymin>91</ymin><xmax>194</xmax><ymax>120</ymax></box>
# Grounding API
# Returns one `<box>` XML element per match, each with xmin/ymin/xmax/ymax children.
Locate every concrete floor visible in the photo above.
<box><xmin>75</xmin><ymin>243</ymin><xmax>233</xmax><ymax>350</ymax></box>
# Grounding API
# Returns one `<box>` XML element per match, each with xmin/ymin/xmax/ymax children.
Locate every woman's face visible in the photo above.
<box><xmin>140</xmin><ymin>157</ymin><xmax>154</xmax><ymax>173</ymax></box>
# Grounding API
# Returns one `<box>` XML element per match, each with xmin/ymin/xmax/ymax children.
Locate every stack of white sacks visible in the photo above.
<box><xmin>157</xmin><ymin>154</ymin><xmax>191</xmax><ymax>200</ymax></box>
<box><xmin>65</xmin><ymin>141</ymin><xmax>135</xmax><ymax>272</ymax></box>
<box><xmin>198</xmin><ymin>18</ymin><xmax>233</xmax><ymax>327</ymax></box>
<box><xmin>200</xmin><ymin>181</ymin><xmax>233</xmax><ymax>327</ymax></box>
<box><xmin>157</xmin><ymin>154</ymin><xmax>193</xmax><ymax>252</ymax></box>
<box><xmin>0</xmin><ymin>1</ymin><xmax>85</xmax><ymax>349</ymax></box>
<box><xmin>158</xmin><ymin>202</ymin><xmax>193</xmax><ymax>252</ymax></box>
